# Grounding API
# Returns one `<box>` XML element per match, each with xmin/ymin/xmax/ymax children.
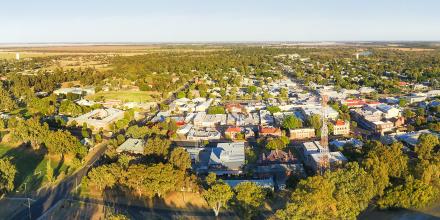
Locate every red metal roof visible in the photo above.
<box><xmin>225</xmin><ymin>127</ymin><xmax>241</xmax><ymax>133</ymax></box>
<box><xmin>260</xmin><ymin>127</ymin><xmax>281</xmax><ymax>134</ymax></box>
<box><xmin>335</xmin><ymin>120</ymin><xmax>345</xmax><ymax>126</ymax></box>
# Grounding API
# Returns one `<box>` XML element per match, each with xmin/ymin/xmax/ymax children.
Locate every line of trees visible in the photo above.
<box><xmin>276</xmin><ymin>135</ymin><xmax>440</xmax><ymax>219</ymax></box>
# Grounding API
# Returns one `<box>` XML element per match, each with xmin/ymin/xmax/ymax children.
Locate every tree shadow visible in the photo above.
<box><xmin>97</xmin><ymin>186</ymin><xmax>231</xmax><ymax>219</ymax></box>
<box><xmin>54</xmin><ymin>154</ymin><xmax>65</xmax><ymax>178</ymax></box>
<box><xmin>2</xmin><ymin>143</ymin><xmax>45</xmax><ymax>195</ymax></box>
<box><xmin>359</xmin><ymin>207</ymin><xmax>440</xmax><ymax>220</ymax></box>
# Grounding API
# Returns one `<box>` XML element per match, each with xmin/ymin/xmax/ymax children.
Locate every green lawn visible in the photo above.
<box><xmin>86</xmin><ymin>91</ymin><xmax>155</xmax><ymax>103</ymax></box>
<box><xmin>0</xmin><ymin>144</ymin><xmax>69</xmax><ymax>194</ymax></box>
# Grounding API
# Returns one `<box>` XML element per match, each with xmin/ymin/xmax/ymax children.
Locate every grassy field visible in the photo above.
<box><xmin>86</xmin><ymin>91</ymin><xmax>156</xmax><ymax>102</ymax></box>
<box><xmin>0</xmin><ymin>144</ymin><xmax>70</xmax><ymax>194</ymax></box>
<box><xmin>0</xmin><ymin>52</ymin><xmax>60</xmax><ymax>59</ymax></box>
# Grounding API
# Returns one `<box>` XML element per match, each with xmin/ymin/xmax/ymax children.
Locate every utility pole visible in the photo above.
<box><xmin>27</xmin><ymin>197</ymin><xmax>31</xmax><ymax>220</ymax></box>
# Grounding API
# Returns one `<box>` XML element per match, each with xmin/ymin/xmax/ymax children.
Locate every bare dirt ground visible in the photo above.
<box><xmin>44</xmin><ymin>200</ymin><xmax>105</xmax><ymax>220</ymax></box>
<box><xmin>377</xmin><ymin>47</ymin><xmax>435</xmax><ymax>51</ymax></box>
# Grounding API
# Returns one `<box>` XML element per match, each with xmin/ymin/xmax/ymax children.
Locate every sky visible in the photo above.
<box><xmin>0</xmin><ymin>0</ymin><xmax>439</xmax><ymax>43</ymax></box>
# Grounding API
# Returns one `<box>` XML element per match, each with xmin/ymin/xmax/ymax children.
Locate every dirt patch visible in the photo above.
<box><xmin>377</xmin><ymin>47</ymin><xmax>435</xmax><ymax>52</ymax></box>
<box><xmin>45</xmin><ymin>200</ymin><xmax>105</xmax><ymax>220</ymax></box>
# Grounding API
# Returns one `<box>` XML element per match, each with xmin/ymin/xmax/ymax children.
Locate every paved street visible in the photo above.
<box><xmin>9</xmin><ymin>143</ymin><xmax>108</xmax><ymax>220</ymax></box>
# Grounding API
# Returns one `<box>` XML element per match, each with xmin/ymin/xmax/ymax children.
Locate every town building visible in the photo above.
<box><xmin>330</xmin><ymin>138</ymin><xmax>363</xmax><ymax>150</ymax></box>
<box><xmin>300</xmin><ymin>106</ymin><xmax>339</xmax><ymax>120</ymax></box>
<box><xmin>193</xmin><ymin>112</ymin><xmax>226</xmax><ymax>128</ymax></box>
<box><xmin>176</xmin><ymin>124</ymin><xmax>193</xmax><ymax>136</ymax></box>
<box><xmin>227</xmin><ymin>113</ymin><xmax>245</xmax><ymax>126</ymax></box>
<box><xmin>260</xmin><ymin>110</ymin><xmax>275</xmax><ymax>125</ymax></box>
<box><xmin>259</xmin><ymin>126</ymin><xmax>282</xmax><ymax>138</ymax></box>
<box><xmin>341</xmin><ymin>99</ymin><xmax>367</xmax><ymax>108</ymax></box>
<box><xmin>208</xmin><ymin>142</ymin><xmax>245</xmax><ymax>174</ymax></box>
<box><xmin>301</xmin><ymin>141</ymin><xmax>347</xmax><ymax>173</ymax></box>
<box><xmin>225</xmin><ymin>103</ymin><xmax>245</xmax><ymax>113</ymax></box>
<box><xmin>289</xmin><ymin>128</ymin><xmax>315</xmax><ymax>140</ymax></box>
<box><xmin>223</xmin><ymin>178</ymin><xmax>274</xmax><ymax>190</ymax></box>
<box><xmin>309</xmin><ymin>152</ymin><xmax>347</xmax><ymax>173</ymax></box>
<box><xmin>186</xmin><ymin>128</ymin><xmax>221</xmax><ymax>141</ymax></box>
<box><xmin>54</xmin><ymin>86</ymin><xmax>95</xmax><ymax>96</ymax></box>
<box><xmin>69</xmin><ymin>108</ymin><xmax>124</xmax><ymax>131</ymax></box>
<box><xmin>259</xmin><ymin>150</ymin><xmax>297</xmax><ymax>164</ymax></box>
<box><xmin>225</xmin><ymin>127</ymin><xmax>242</xmax><ymax>140</ymax></box>
<box><xmin>332</xmin><ymin>120</ymin><xmax>350</xmax><ymax>136</ymax></box>
<box><xmin>406</xmin><ymin>94</ymin><xmax>427</xmax><ymax>104</ymax></box>
<box><xmin>351</xmin><ymin>105</ymin><xmax>396</xmax><ymax>134</ymax></box>
<box><xmin>376</xmin><ymin>104</ymin><xmax>400</xmax><ymax>119</ymax></box>
<box><xmin>116</xmin><ymin>138</ymin><xmax>145</xmax><ymax>154</ymax></box>
<box><xmin>395</xmin><ymin>130</ymin><xmax>440</xmax><ymax>147</ymax></box>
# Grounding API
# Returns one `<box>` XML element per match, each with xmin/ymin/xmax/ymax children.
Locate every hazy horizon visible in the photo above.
<box><xmin>1</xmin><ymin>0</ymin><xmax>439</xmax><ymax>43</ymax></box>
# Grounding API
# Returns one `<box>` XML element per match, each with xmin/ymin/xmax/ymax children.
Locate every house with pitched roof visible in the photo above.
<box><xmin>208</xmin><ymin>142</ymin><xmax>245</xmax><ymax>175</ymax></box>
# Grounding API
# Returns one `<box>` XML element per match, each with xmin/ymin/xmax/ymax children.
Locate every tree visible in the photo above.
<box><xmin>309</xmin><ymin>114</ymin><xmax>322</xmax><ymax>135</ymax></box>
<box><xmin>329</xmin><ymin>163</ymin><xmax>375</xmax><ymax>219</ymax></box>
<box><xmin>107</xmin><ymin>213</ymin><xmax>130</xmax><ymax>220</ymax></box>
<box><xmin>266</xmin><ymin>106</ymin><xmax>281</xmax><ymax>114</ymax></box>
<box><xmin>45</xmin><ymin>130</ymin><xmax>87</xmax><ymax>159</ymax></box>
<box><xmin>416</xmin><ymin>107</ymin><xmax>426</xmax><ymax>117</ymax></box>
<box><xmin>364</xmin><ymin>141</ymin><xmax>408</xmax><ymax>179</ymax></box>
<box><xmin>280</xmin><ymin>136</ymin><xmax>290</xmax><ymax>146</ymax></box>
<box><xmin>207</xmin><ymin>106</ymin><xmax>226</xmax><ymax>114</ymax></box>
<box><xmin>403</xmin><ymin>109</ymin><xmax>416</xmax><ymax>118</ymax></box>
<box><xmin>362</xmin><ymin>154</ymin><xmax>389</xmax><ymax>196</ymax></box>
<box><xmin>85</xmin><ymin>164</ymin><xmax>119</xmax><ymax>191</ymax></box>
<box><xmin>46</xmin><ymin>159</ymin><xmax>54</xmax><ymax>183</ymax></box>
<box><xmin>203</xmin><ymin>183</ymin><xmax>234</xmax><ymax>217</ymax></box>
<box><xmin>266</xmin><ymin>138</ymin><xmax>286</xmax><ymax>151</ymax></box>
<box><xmin>144</xmin><ymin>137</ymin><xmax>171</xmax><ymax>159</ymax></box>
<box><xmin>398</xmin><ymin>99</ymin><xmax>407</xmax><ymax>107</ymax></box>
<box><xmin>27</xmin><ymin>96</ymin><xmax>56</xmax><ymax>116</ymax></box>
<box><xmin>176</xmin><ymin>91</ymin><xmax>186</xmax><ymax>99</ymax></box>
<box><xmin>0</xmin><ymin>86</ymin><xmax>17</xmax><ymax>112</ymax></box>
<box><xmin>144</xmin><ymin>163</ymin><xmax>177</xmax><ymax>198</ymax></box>
<box><xmin>378</xmin><ymin>176</ymin><xmax>437</xmax><ymax>209</ymax></box>
<box><xmin>117</xmin><ymin>154</ymin><xmax>133</xmax><ymax>169</ymax></box>
<box><xmin>95</xmin><ymin>133</ymin><xmax>102</xmax><ymax>143</ymax></box>
<box><xmin>247</xmin><ymin>85</ymin><xmax>257</xmax><ymax>94</ymax></box>
<box><xmin>282</xmin><ymin>115</ymin><xmax>303</xmax><ymax>129</ymax></box>
<box><xmin>234</xmin><ymin>182</ymin><xmax>266</xmax><ymax>219</ymax></box>
<box><xmin>126</xmin><ymin>125</ymin><xmax>149</xmax><ymax>139</ymax></box>
<box><xmin>276</xmin><ymin>175</ymin><xmax>337</xmax><ymax>220</ymax></box>
<box><xmin>206</xmin><ymin>172</ymin><xmax>217</xmax><ymax>186</ymax></box>
<box><xmin>124</xmin><ymin>164</ymin><xmax>151</xmax><ymax>197</ymax></box>
<box><xmin>277</xmin><ymin>163</ymin><xmax>375</xmax><ymax>219</ymax></box>
<box><xmin>59</xmin><ymin>100</ymin><xmax>83</xmax><ymax>116</ymax></box>
<box><xmin>11</xmin><ymin>117</ymin><xmax>50</xmax><ymax>150</ymax></box>
<box><xmin>415</xmin><ymin>134</ymin><xmax>440</xmax><ymax>161</ymax></box>
<box><xmin>362</xmin><ymin>141</ymin><xmax>409</xmax><ymax>196</ymax></box>
<box><xmin>279</xmin><ymin>88</ymin><xmax>288</xmax><ymax>100</ymax></box>
<box><xmin>116</xmin><ymin>134</ymin><xmax>126</xmax><ymax>145</ymax></box>
<box><xmin>0</xmin><ymin>157</ymin><xmax>16</xmax><ymax>197</ymax></box>
<box><xmin>169</xmin><ymin>147</ymin><xmax>191</xmax><ymax>171</ymax></box>
<box><xmin>81</xmin><ymin>126</ymin><xmax>90</xmax><ymax>138</ymax></box>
